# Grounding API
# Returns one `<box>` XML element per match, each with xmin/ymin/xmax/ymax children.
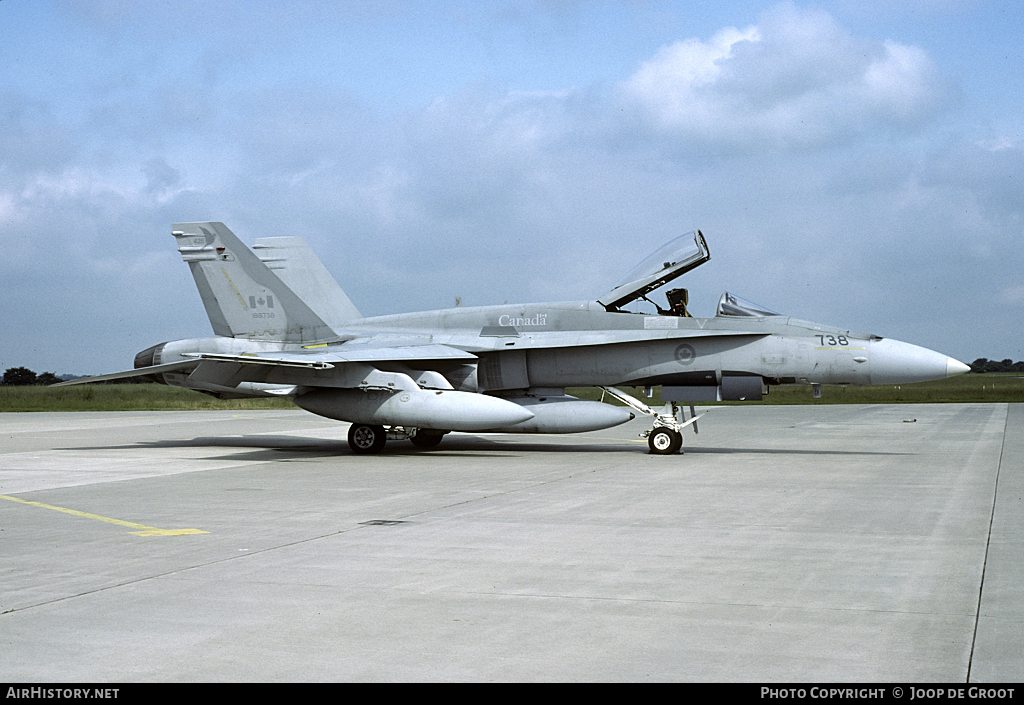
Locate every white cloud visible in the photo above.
<box><xmin>997</xmin><ymin>285</ymin><xmax>1024</xmax><ymax>307</ymax></box>
<box><xmin>999</xmin><ymin>284</ymin><xmax>1024</xmax><ymax>307</ymax></box>
<box><xmin>977</xmin><ymin>136</ymin><xmax>1018</xmax><ymax>152</ymax></box>
<box><xmin>861</xmin><ymin>41</ymin><xmax>937</xmax><ymax>118</ymax></box>
<box><xmin>627</xmin><ymin>26</ymin><xmax>760</xmax><ymax>95</ymax></box>
<box><xmin>619</xmin><ymin>3</ymin><xmax>948</xmax><ymax>149</ymax></box>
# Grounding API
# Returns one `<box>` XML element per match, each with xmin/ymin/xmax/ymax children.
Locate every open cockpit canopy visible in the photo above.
<box><xmin>598</xmin><ymin>230</ymin><xmax>785</xmax><ymax>318</ymax></box>
<box><xmin>598</xmin><ymin>230</ymin><xmax>710</xmax><ymax>311</ymax></box>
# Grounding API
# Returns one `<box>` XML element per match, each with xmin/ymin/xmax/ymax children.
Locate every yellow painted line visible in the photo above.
<box><xmin>0</xmin><ymin>494</ymin><xmax>208</xmax><ymax>537</ymax></box>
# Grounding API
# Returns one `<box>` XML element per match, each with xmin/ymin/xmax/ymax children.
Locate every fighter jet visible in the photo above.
<box><xmin>57</xmin><ymin>223</ymin><xmax>970</xmax><ymax>454</ymax></box>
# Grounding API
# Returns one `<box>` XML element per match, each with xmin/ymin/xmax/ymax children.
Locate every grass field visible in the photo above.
<box><xmin>0</xmin><ymin>384</ymin><xmax>295</xmax><ymax>412</ymax></box>
<box><xmin>1</xmin><ymin>374</ymin><xmax>1022</xmax><ymax>412</ymax></box>
<box><xmin>571</xmin><ymin>374</ymin><xmax>1024</xmax><ymax>406</ymax></box>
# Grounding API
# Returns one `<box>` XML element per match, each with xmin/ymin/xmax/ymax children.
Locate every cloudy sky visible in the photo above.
<box><xmin>2</xmin><ymin>0</ymin><xmax>1021</xmax><ymax>375</ymax></box>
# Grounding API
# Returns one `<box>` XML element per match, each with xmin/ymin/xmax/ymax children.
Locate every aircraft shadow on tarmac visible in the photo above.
<box><xmin>59</xmin><ymin>434</ymin><xmax>628</xmax><ymax>461</ymax></box>
<box><xmin>691</xmin><ymin>446</ymin><xmax>908</xmax><ymax>456</ymax></box>
<box><xmin>58</xmin><ymin>433</ymin><xmax>909</xmax><ymax>462</ymax></box>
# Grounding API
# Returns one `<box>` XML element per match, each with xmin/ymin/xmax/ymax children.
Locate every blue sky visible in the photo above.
<box><xmin>1</xmin><ymin>0</ymin><xmax>1021</xmax><ymax>375</ymax></box>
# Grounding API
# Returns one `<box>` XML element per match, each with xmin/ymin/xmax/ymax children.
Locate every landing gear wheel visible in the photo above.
<box><xmin>410</xmin><ymin>432</ymin><xmax>446</xmax><ymax>449</ymax></box>
<box><xmin>648</xmin><ymin>427</ymin><xmax>683</xmax><ymax>455</ymax></box>
<box><xmin>348</xmin><ymin>424</ymin><xmax>387</xmax><ymax>454</ymax></box>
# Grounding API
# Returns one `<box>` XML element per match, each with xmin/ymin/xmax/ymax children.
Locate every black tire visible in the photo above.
<box><xmin>348</xmin><ymin>424</ymin><xmax>387</xmax><ymax>454</ymax></box>
<box><xmin>410</xmin><ymin>432</ymin><xmax>446</xmax><ymax>449</ymax></box>
<box><xmin>648</xmin><ymin>427</ymin><xmax>682</xmax><ymax>455</ymax></box>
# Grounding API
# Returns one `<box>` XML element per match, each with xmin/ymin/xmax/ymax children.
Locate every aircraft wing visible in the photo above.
<box><xmin>180</xmin><ymin>343</ymin><xmax>477</xmax><ymax>367</ymax></box>
<box><xmin>51</xmin><ymin>360</ymin><xmax>201</xmax><ymax>386</ymax></box>
<box><xmin>174</xmin><ymin>343</ymin><xmax>480</xmax><ymax>391</ymax></box>
<box><xmin>54</xmin><ymin>338</ymin><xmax>477</xmax><ymax>390</ymax></box>
<box><xmin>318</xmin><ymin>343</ymin><xmax>479</xmax><ymax>363</ymax></box>
<box><xmin>55</xmin><ymin>328</ymin><xmax>768</xmax><ymax>394</ymax></box>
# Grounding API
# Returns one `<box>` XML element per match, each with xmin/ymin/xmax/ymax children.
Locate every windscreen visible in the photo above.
<box><xmin>716</xmin><ymin>292</ymin><xmax>781</xmax><ymax>317</ymax></box>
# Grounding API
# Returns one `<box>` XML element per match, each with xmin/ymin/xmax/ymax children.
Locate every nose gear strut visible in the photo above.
<box><xmin>599</xmin><ymin>386</ymin><xmax>706</xmax><ymax>455</ymax></box>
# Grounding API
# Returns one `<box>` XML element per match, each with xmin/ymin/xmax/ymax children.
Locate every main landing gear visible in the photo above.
<box><xmin>347</xmin><ymin>424</ymin><xmax>448</xmax><ymax>454</ymax></box>
<box><xmin>347</xmin><ymin>423</ymin><xmax>387</xmax><ymax>454</ymax></box>
<box><xmin>599</xmin><ymin>386</ymin><xmax>706</xmax><ymax>455</ymax></box>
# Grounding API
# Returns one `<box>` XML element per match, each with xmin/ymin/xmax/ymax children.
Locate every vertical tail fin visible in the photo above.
<box><xmin>173</xmin><ymin>222</ymin><xmax>336</xmax><ymax>343</ymax></box>
<box><xmin>253</xmin><ymin>236</ymin><xmax>362</xmax><ymax>331</ymax></box>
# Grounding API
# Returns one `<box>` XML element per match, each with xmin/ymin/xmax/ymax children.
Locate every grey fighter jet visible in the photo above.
<box><xmin>58</xmin><ymin>223</ymin><xmax>970</xmax><ymax>454</ymax></box>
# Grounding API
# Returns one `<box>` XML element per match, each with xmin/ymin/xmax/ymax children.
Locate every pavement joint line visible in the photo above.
<box><xmin>966</xmin><ymin>403</ymin><xmax>1011</xmax><ymax>682</ymax></box>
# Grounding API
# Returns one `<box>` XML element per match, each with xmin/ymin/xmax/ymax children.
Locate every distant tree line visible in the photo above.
<box><xmin>0</xmin><ymin>367</ymin><xmax>152</xmax><ymax>386</ymax></box>
<box><xmin>970</xmin><ymin>359</ymin><xmax>1024</xmax><ymax>374</ymax></box>
<box><xmin>2</xmin><ymin>367</ymin><xmax>63</xmax><ymax>386</ymax></box>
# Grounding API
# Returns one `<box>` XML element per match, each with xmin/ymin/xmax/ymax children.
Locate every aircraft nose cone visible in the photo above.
<box><xmin>870</xmin><ymin>338</ymin><xmax>968</xmax><ymax>385</ymax></box>
<box><xmin>946</xmin><ymin>358</ymin><xmax>971</xmax><ymax>378</ymax></box>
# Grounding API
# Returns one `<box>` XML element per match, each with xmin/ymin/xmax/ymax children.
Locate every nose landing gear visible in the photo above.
<box><xmin>647</xmin><ymin>426</ymin><xmax>683</xmax><ymax>455</ymax></box>
<box><xmin>599</xmin><ymin>386</ymin><xmax>706</xmax><ymax>455</ymax></box>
